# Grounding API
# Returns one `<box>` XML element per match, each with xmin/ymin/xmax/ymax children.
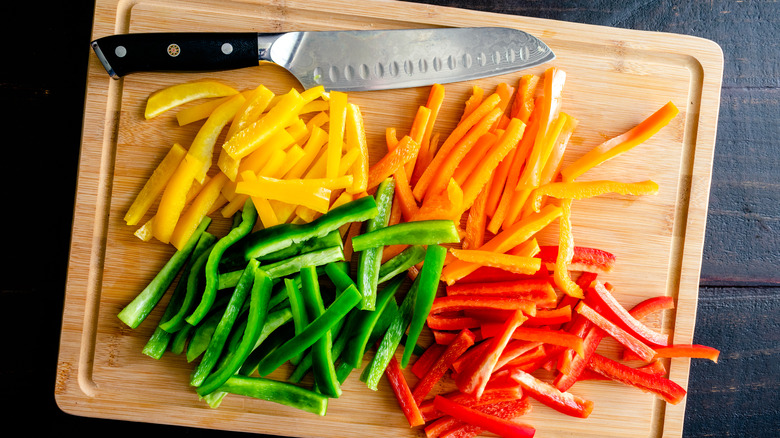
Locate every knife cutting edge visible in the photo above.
<box><xmin>91</xmin><ymin>28</ymin><xmax>555</xmax><ymax>92</ymax></box>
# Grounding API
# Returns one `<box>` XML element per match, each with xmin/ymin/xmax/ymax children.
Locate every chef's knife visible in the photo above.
<box><xmin>91</xmin><ymin>28</ymin><xmax>554</xmax><ymax>91</ymax></box>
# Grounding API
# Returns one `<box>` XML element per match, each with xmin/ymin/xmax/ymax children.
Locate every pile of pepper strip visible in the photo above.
<box><xmin>373</xmin><ymin>68</ymin><xmax>720</xmax><ymax>437</ymax></box>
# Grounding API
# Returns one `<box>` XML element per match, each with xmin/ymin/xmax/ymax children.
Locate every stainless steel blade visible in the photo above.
<box><xmin>260</xmin><ymin>27</ymin><xmax>554</xmax><ymax>91</ymax></box>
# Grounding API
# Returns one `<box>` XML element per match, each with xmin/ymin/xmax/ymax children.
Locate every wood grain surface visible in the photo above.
<box><xmin>2</xmin><ymin>1</ymin><xmax>778</xmax><ymax>438</ymax></box>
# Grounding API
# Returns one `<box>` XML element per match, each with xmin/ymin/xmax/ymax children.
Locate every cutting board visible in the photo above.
<box><xmin>56</xmin><ymin>0</ymin><xmax>723</xmax><ymax>437</ymax></box>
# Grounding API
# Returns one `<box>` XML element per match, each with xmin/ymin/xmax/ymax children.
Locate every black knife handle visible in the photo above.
<box><xmin>91</xmin><ymin>32</ymin><xmax>260</xmax><ymax>78</ymax></box>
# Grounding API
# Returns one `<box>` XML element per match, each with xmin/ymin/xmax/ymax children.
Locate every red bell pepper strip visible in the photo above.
<box><xmin>427</xmin><ymin>314</ymin><xmax>483</xmax><ymax>331</ymax></box>
<box><xmin>385</xmin><ymin>356</ymin><xmax>425</xmax><ymax>427</ymax></box>
<box><xmin>496</xmin><ymin>345</ymin><xmax>549</xmax><ymax>372</ymax></box>
<box><xmin>586</xmin><ymin>280</ymin><xmax>669</xmax><ymax>347</ymax></box>
<box><xmin>480</xmin><ymin>325</ymin><xmax>586</xmax><ymax>358</ymax></box>
<box><xmin>494</xmin><ymin>340</ymin><xmax>544</xmax><ymax>371</ymax></box>
<box><xmin>412</xmin><ymin>343</ymin><xmax>448</xmax><ymax>379</ymax></box>
<box><xmin>586</xmin><ymin>352</ymin><xmax>687</xmax><ymax>404</ymax></box>
<box><xmin>456</xmin><ymin>309</ymin><xmax>527</xmax><ymax>398</ymax></box>
<box><xmin>432</xmin><ymin>396</ymin><xmax>536</xmax><ymax>438</ymax></box>
<box><xmin>438</xmin><ymin>399</ymin><xmax>533</xmax><ymax>438</ymax></box>
<box><xmin>451</xmin><ymin>339</ymin><xmax>492</xmax><ymax>373</ymax></box>
<box><xmin>536</xmin><ymin>245</ymin><xmax>616</xmax><ymax>273</ymax></box>
<box><xmin>553</xmin><ymin>325</ymin><xmax>605</xmax><ymax>391</ymax></box>
<box><xmin>431</xmin><ymin>296</ymin><xmax>537</xmax><ymax>317</ymax></box>
<box><xmin>524</xmin><ymin>306</ymin><xmax>573</xmax><ymax>327</ymax></box>
<box><xmin>575</xmin><ymin>301</ymin><xmax>657</xmax><ymax>362</ymax></box>
<box><xmin>510</xmin><ymin>368</ymin><xmax>594</xmax><ymax>418</ymax></box>
<box><xmin>651</xmin><ymin>344</ymin><xmax>720</xmax><ymax>362</ymax></box>
<box><xmin>629</xmin><ymin>295</ymin><xmax>675</xmax><ymax>320</ymax></box>
<box><xmin>578</xmin><ymin>359</ymin><xmax>667</xmax><ymax>381</ymax></box>
<box><xmin>412</xmin><ymin>329</ymin><xmax>476</xmax><ymax>404</ymax></box>
<box><xmin>456</xmin><ymin>265</ymin><xmax>549</xmax><ymax>284</ymax></box>
<box><xmin>419</xmin><ymin>386</ymin><xmax>522</xmax><ymax>423</ymax></box>
<box><xmin>445</xmin><ymin>279</ymin><xmax>556</xmax><ymax>306</ymax></box>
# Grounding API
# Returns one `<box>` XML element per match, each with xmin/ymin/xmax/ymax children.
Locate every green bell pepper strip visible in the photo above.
<box><xmin>142</xmin><ymin>232</ymin><xmax>217</xmax><ymax>358</ymax></box>
<box><xmin>263</xmin><ymin>246</ymin><xmax>345</xmax><ymax>279</ymax></box>
<box><xmin>237</xmin><ymin>308</ymin><xmax>294</xmax><ymax>376</ymax></box>
<box><xmin>217</xmin><ymin>375</ymin><xmax>328</xmax><ymax>416</ymax></box>
<box><xmin>186</xmin><ymin>199</ymin><xmax>258</xmax><ymax>327</ymax></box>
<box><xmin>350</xmin><ymin>219</ymin><xmax>461</xmax><ymax>252</ymax></box>
<box><xmin>117</xmin><ymin>217</ymin><xmax>211</xmax><ymax>329</ymax></box>
<box><xmin>357</xmin><ymin>178</ymin><xmax>395</xmax><ymax>310</ymax></box>
<box><xmin>242</xmin><ymin>196</ymin><xmax>378</xmax><ymax>260</ymax></box>
<box><xmin>284</xmin><ymin>277</ymin><xmax>309</xmax><ymax>366</ymax></box>
<box><xmin>288</xmin><ymin>306</ymin><xmax>350</xmax><ymax>384</ymax></box>
<box><xmin>191</xmin><ymin>259</ymin><xmax>259</xmax><ymax>387</ymax></box>
<box><xmin>401</xmin><ymin>244</ymin><xmax>447</xmax><ymax>368</ymax></box>
<box><xmin>197</xmin><ymin>268</ymin><xmax>272</xmax><ymax>396</ymax></box>
<box><xmin>378</xmin><ymin>245</ymin><xmax>426</xmax><ymax>284</ymax></box>
<box><xmin>186</xmin><ymin>296</ymin><xmax>231</xmax><ymax>363</ymax></box>
<box><xmin>324</xmin><ymin>262</ymin><xmax>357</xmax><ymax>292</ymax></box>
<box><xmin>238</xmin><ymin>321</ymin><xmax>293</xmax><ymax>376</ymax></box>
<box><xmin>255</xmin><ymin>284</ymin><xmax>362</xmax><ymax>377</ymax></box>
<box><xmin>170</xmin><ymin>323</ymin><xmax>193</xmax><ymax>355</ymax></box>
<box><xmin>300</xmin><ymin>265</ymin><xmax>342</xmax><ymax>398</ymax></box>
<box><xmin>217</xmin><ymin>270</ymin><xmax>244</xmax><ymax>290</ymax></box>
<box><xmin>157</xmin><ymin>232</ymin><xmax>218</xmax><ymax>333</ymax></box>
<box><xmin>342</xmin><ymin>274</ymin><xmax>405</xmax><ymax>368</ymax></box>
<box><xmin>256</xmin><ymin>228</ymin><xmax>344</xmax><ymax>262</ymax></box>
<box><xmin>361</xmin><ymin>274</ymin><xmax>419</xmax><ymax>390</ymax></box>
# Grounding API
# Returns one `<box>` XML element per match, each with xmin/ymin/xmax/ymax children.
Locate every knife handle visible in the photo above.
<box><xmin>91</xmin><ymin>32</ymin><xmax>260</xmax><ymax>78</ymax></box>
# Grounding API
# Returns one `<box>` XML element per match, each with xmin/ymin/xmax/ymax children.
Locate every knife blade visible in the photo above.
<box><xmin>91</xmin><ymin>28</ymin><xmax>554</xmax><ymax>91</ymax></box>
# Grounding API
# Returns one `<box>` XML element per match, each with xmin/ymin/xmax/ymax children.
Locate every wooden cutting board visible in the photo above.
<box><xmin>56</xmin><ymin>0</ymin><xmax>723</xmax><ymax>437</ymax></box>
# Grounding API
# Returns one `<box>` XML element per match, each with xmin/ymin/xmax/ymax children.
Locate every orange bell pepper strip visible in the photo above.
<box><xmin>222</xmin><ymin>88</ymin><xmax>305</xmax><ymax>160</ymax></box>
<box><xmin>490</xmin><ymin>82</ymin><xmax>515</xmax><ymax>131</ymax></box>
<box><xmin>413</xmin><ymin>93</ymin><xmax>502</xmax><ymax>201</ymax></box>
<box><xmin>188</xmin><ymin>92</ymin><xmax>247</xmax><ymax>182</ymax></box>
<box><xmin>404</xmin><ymin>105</ymin><xmax>432</xmax><ymax>175</ymax></box>
<box><xmin>391</xmin><ymin>107</ymin><xmax>430</xmax><ymax>219</ymax></box>
<box><xmin>124</xmin><ymin>143</ymin><xmax>187</xmax><ymax>226</ymax></box>
<box><xmin>463</xmin><ymin>183</ymin><xmax>488</xmax><ymax>250</ymax></box>
<box><xmin>410</xmin><ymin>178</ymin><xmax>463</xmax><ymax>223</ymax></box>
<box><xmin>461</xmin><ymin>118</ymin><xmax>526</xmax><ymax>211</ymax></box>
<box><xmin>510</xmin><ymin>74</ymin><xmax>540</xmax><ymax>123</ymax></box>
<box><xmin>412</xmin><ymin>84</ymin><xmax>446</xmax><ymax>187</ymax></box>
<box><xmin>460</xmin><ymin>85</ymin><xmax>484</xmax><ymax>122</ymax></box>
<box><xmin>554</xmin><ymin>199</ymin><xmax>584</xmax><ymax>298</ymax></box>
<box><xmin>440</xmin><ymin>204</ymin><xmax>562</xmax><ymax>285</ymax></box>
<box><xmin>422</xmin><ymin>107</ymin><xmax>503</xmax><ymax>204</ymax></box>
<box><xmin>539</xmin><ymin>112</ymin><xmax>578</xmax><ymax>187</ymax></box>
<box><xmin>366</xmin><ymin>135</ymin><xmax>421</xmax><ymax>190</ymax></box>
<box><xmin>345</xmin><ymin>103</ymin><xmax>369</xmax><ymax>194</ymax></box>
<box><xmin>326</xmin><ymin>90</ymin><xmax>348</xmax><ymax>178</ymax></box>
<box><xmin>561</xmin><ymin>101</ymin><xmax>680</xmax><ymax>182</ymax></box>
<box><xmin>152</xmin><ymin>153</ymin><xmax>205</xmax><ymax>244</ymax></box>
<box><xmin>144</xmin><ymin>80</ymin><xmax>239</xmax><ymax>120</ymax></box>
<box><xmin>530</xmin><ymin>179</ymin><xmax>660</xmax><ymax>212</ymax></box>
<box><xmin>452</xmin><ymin>131</ymin><xmax>498</xmax><ymax>187</ymax></box>
<box><xmin>169</xmin><ymin>172</ymin><xmax>228</xmax><ymax>249</ymax></box>
<box><xmin>448</xmin><ymin>248</ymin><xmax>542</xmax><ymax>276</ymax></box>
<box><xmin>650</xmin><ymin>345</ymin><xmax>720</xmax><ymax>362</ymax></box>
<box><xmin>484</xmin><ymin>146</ymin><xmax>515</xmax><ymax>217</ymax></box>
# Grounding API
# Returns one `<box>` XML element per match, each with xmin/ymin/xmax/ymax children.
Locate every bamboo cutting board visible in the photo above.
<box><xmin>57</xmin><ymin>0</ymin><xmax>723</xmax><ymax>437</ymax></box>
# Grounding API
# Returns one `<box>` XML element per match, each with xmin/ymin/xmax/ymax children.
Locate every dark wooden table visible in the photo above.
<box><xmin>2</xmin><ymin>0</ymin><xmax>777</xmax><ymax>436</ymax></box>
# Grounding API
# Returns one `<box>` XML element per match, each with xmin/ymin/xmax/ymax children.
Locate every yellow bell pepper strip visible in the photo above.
<box><xmin>299</xmin><ymin>265</ymin><xmax>342</xmax><ymax>398</ymax></box>
<box><xmin>401</xmin><ymin>244</ymin><xmax>447</xmax><ymax>368</ymax></box>
<box><xmin>561</xmin><ymin>101</ymin><xmax>680</xmax><ymax>182</ymax></box>
<box><xmin>448</xmin><ymin>248</ymin><xmax>542</xmax><ymax>275</ymax></box>
<box><xmin>255</xmin><ymin>284</ymin><xmax>362</xmax><ymax>377</ymax></box>
<box><xmin>285</xmin><ymin>125</ymin><xmax>328</xmax><ymax>180</ymax></box>
<box><xmin>222</xmin><ymin>88</ymin><xmax>306</xmax><ymax>160</ymax></box>
<box><xmin>327</xmin><ymin>90</ymin><xmax>348</xmax><ymax>178</ymax></box>
<box><xmin>413</xmin><ymin>92</ymin><xmax>502</xmax><ymax>201</ymax></box>
<box><xmin>440</xmin><ymin>204</ymin><xmax>562</xmax><ymax>285</ymax></box>
<box><xmin>234</xmin><ymin>175</ymin><xmax>332</xmax><ymax>214</ymax></box>
<box><xmin>345</xmin><ymin>103</ymin><xmax>369</xmax><ymax>194</ymax></box>
<box><xmin>186</xmin><ymin>199</ymin><xmax>257</xmax><ymax>327</ymax></box>
<box><xmin>176</xmin><ymin>95</ymin><xmax>233</xmax><ymax>126</ymax></box>
<box><xmin>117</xmin><ymin>217</ymin><xmax>211</xmax><ymax>329</ymax></box>
<box><xmin>144</xmin><ymin>80</ymin><xmax>239</xmax><ymax>120</ymax></box>
<box><xmin>196</xmin><ymin>265</ymin><xmax>272</xmax><ymax>397</ymax></box>
<box><xmin>351</xmin><ymin>219</ymin><xmax>461</xmax><ymax>252</ymax></box>
<box><xmin>188</xmin><ymin>92</ymin><xmax>247</xmax><ymax>183</ymax></box>
<box><xmin>554</xmin><ymin>198</ymin><xmax>584</xmax><ymax>298</ymax></box>
<box><xmin>124</xmin><ymin>143</ymin><xmax>187</xmax><ymax>226</ymax></box>
<box><xmin>530</xmin><ymin>179</ymin><xmax>660</xmax><ymax>212</ymax></box>
<box><xmin>366</xmin><ymin>135</ymin><xmax>421</xmax><ymax>191</ymax></box>
<box><xmin>153</xmin><ymin>153</ymin><xmax>206</xmax><ymax>244</ymax></box>
<box><xmin>170</xmin><ymin>172</ymin><xmax>229</xmax><ymax>250</ymax></box>
<box><xmin>422</xmin><ymin>106</ymin><xmax>503</xmax><ymax>204</ymax></box>
<box><xmin>357</xmin><ymin>178</ymin><xmax>395</xmax><ymax>310</ymax></box>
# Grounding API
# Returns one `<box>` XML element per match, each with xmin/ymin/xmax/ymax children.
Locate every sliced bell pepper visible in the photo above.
<box><xmin>326</xmin><ymin>90</ymin><xmax>348</xmax><ymax>178</ymax></box>
<box><xmin>452</xmin><ymin>131</ymin><xmax>498</xmax><ymax>187</ymax></box>
<box><xmin>629</xmin><ymin>295</ymin><xmax>675</xmax><ymax>320</ymax></box>
<box><xmin>255</xmin><ymin>283</ymin><xmax>361</xmax><ymax>376</ymax></box>
<box><xmin>554</xmin><ymin>199</ymin><xmax>584</xmax><ymax>298</ymax></box>
<box><xmin>533</xmin><ymin>179</ymin><xmax>660</xmax><ymax>212</ymax></box>
<box><xmin>650</xmin><ymin>345</ymin><xmax>720</xmax><ymax>362</ymax></box>
<box><xmin>586</xmin><ymin>352</ymin><xmax>687</xmax><ymax>404</ymax></box>
<box><xmin>510</xmin><ymin>74</ymin><xmax>540</xmax><ymax>123</ymax></box>
<box><xmin>561</xmin><ymin>101</ymin><xmax>679</xmax><ymax>182</ymax></box>
<box><xmin>117</xmin><ymin>217</ymin><xmax>211</xmax><ymax>329</ymax></box>
<box><xmin>377</xmin><ymin>244</ymin><xmax>426</xmax><ymax>284</ymax></box>
<box><xmin>144</xmin><ymin>80</ymin><xmax>239</xmax><ymax>119</ymax></box>
<box><xmin>493</xmin><ymin>340</ymin><xmax>544</xmax><ymax>371</ymax></box>
<box><xmin>412</xmin><ymin>329</ymin><xmax>476</xmax><ymax>404</ymax></box>
<box><xmin>153</xmin><ymin>153</ymin><xmax>206</xmax><ymax>244</ymax></box>
<box><xmin>190</xmin><ymin>92</ymin><xmax>248</xmax><ymax>182</ymax></box>
<box><xmin>586</xmin><ymin>280</ymin><xmax>669</xmax><ymax>347</ymax></box>
<box><xmin>480</xmin><ymin>326</ymin><xmax>585</xmax><ymax>358</ymax></box>
<box><xmin>236</xmin><ymin>307</ymin><xmax>294</xmax><ymax>376</ymax></box>
<box><xmin>357</xmin><ymin>177</ymin><xmax>395</xmax><ymax>310</ymax></box>
<box><xmin>510</xmin><ymin>368</ymin><xmax>594</xmax><ymax>418</ymax></box>
<box><xmin>234</xmin><ymin>174</ymin><xmax>333</xmax><ymax>214</ymax></box>
<box><xmin>463</xmin><ymin>183</ymin><xmax>489</xmax><ymax>250</ymax></box>
<box><xmin>341</xmin><ymin>279</ymin><xmax>402</xmax><ymax>368</ymax></box>
<box><xmin>448</xmin><ymin>248</ymin><xmax>542</xmax><ymax>276</ymax></box>
<box><xmin>345</xmin><ymin>102</ymin><xmax>369</xmax><ymax>193</ymax></box>
<box><xmin>430</xmin><ymin>399</ymin><xmax>532</xmax><ymax>438</ymax></box>
<box><xmin>385</xmin><ymin>356</ymin><xmax>425</xmax><ymax>427</ymax></box>
<box><xmin>431</xmin><ymin>296</ymin><xmax>537</xmax><ymax>318</ymax></box>
<box><xmin>125</xmin><ymin>143</ymin><xmax>188</xmax><ymax>226</ymax></box>
<box><xmin>536</xmin><ymin>245</ymin><xmax>616</xmax><ymax>274</ymax></box>
<box><xmin>445</xmin><ymin>279</ymin><xmax>556</xmax><ymax>306</ymax></box>
<box><xmin>216</xmin><ymin>375</ymin><xmax>328</xmax><ymax>416</ymax></box>
<box><xmin>411</xmin><ymin>342</ymin><xmax>448</xmax><ymax>379</ymax></box>
<box><xmin>284</xmin><ymin>277</ymin><xmax>309</xmax><ymax>366</ymax></box>
<box><xmin>419</xmin><ymin>385</ymin><xmax>523</xmax><ymax>423</ymax></box>
<box><xmin>524</xmin><ymin>306</ymin><xmax>573</xmax><ymax>327</ymax></box>
<box><xmin>262</xmin><ymin>246</ymin><xmax>345</xmax><ymax>279</ymax></box>
<box><xmin>576</xmin><ymin>301</ymin><xmax>656</xmax><ymax>362</ymax></box>
<box><xmin>409</xmin><ymin>178</ymin><xmax>464</xmax><ymax>223</ymax></box>
<box><xmin>350</xmin><ymin>219</ymin><xmax>460</xmax><ymax>252</ymax></box>
<box><xmin>367</xmin><ymin>135</ymin><xmax>422</xmax><ymax>190</ymax></box>
<box><xmin>432</xmin><ymin>395</ymin><xmax>536</xmax><ymax>438</ymax></box>
<box><xmin>176</xmin><ymin>95</ymin><xmax>235</xmax><ymax>126</ymax></box>
<box><xmin>553</xmin><ymin>324</ymin><xmax>606</xmax><ymax>391</ymax></box>
<box><xmin>402</xmin><ymin>244</ymin><xmax>447</xmax><ymax>368</ymax></box>
<box><xmin>170</xmin><ymin>172</ymin><xmax>230</xmax><ymax>249</ymax></box>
